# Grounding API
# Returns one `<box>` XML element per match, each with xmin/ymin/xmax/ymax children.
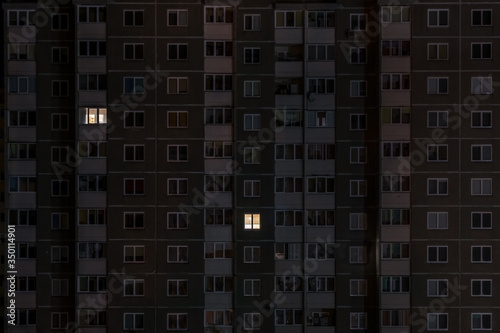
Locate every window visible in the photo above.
<box><xmin>51</xmin><ymin>180</ymin><xmax>69</xmax><ymax>197</ymax></box>
<box><xmin>205</xmin><ymin>6</ymin><xmax>233</xmax><ymax>23</ymax></box>
<box><xmin>471</xmin><ymin>279</ymin><xmax>492</xmax><ymax>296</ymax></box>
<box><xmin>427</xmin><ymin>178</ymin><xmax>448</xmax><ymax>195</ymax></box>
<box><xmin>205</xmin><ymin>141</ymin><xmax>232</xmax><ymax>158</ymax></box>
<box><xmin>244</xmin><ymin>81</ymin><xmax>261</xmax><ymax>97</ymax></box>
<box><xmin>382</xmin><ymin>40</ymin><xmax>411</xmax><ymax>56</ymax></box>
<box><xmin>427</xmin><ymin>144</ymin><xmax>448</xmax><ymax>161</ymax></box>
<box><xmin>428</xmin><ymin>9</ymin><xmax>449</xmax><ymax>27</ymax></box>
<box><xmin>123</xmin><ymin>10</ymin><xmax>143</xmax><ymax>26</ymax></box>
<box><xmin>472</xmin><ymin>145</ymin><xmax>492</xmax><ymax>162</ymax></box>
<box><xmin>8</xmin><ymin>210</ymin><xmax>37</xmax><ymax>226</ymax></box>
<box><xmin>381</xmin><ymin>310</ymin><xmax>410</xmax><ymax>327</ymax></box>
<box><xmin>52</xmin><ymin>80</ymin><xmax>69</xmax><ymax>97</ymax></box>
<box><xmin>382</xmin><ymin>276</ymin><xmax>410</xmax><ymax>293</ymax></box>
<box><xmin>243</xmin><ymin>114</ymin><xmax>261</xmax><ymax>131</ymax></box>
<box><xmin>17</xmin><ymin>309</ymin><xmax>36</xmax><ymax>325</ymax></box>
<box><xmin>472</xmin><ymin>313</ymin><xmax>492</xmax><ymax>330</ymax></box>
<box><xmin>428</xmin><ymin>111</ymin><xmax>448</xmax><ymax>128</ymax></box>
<box><xmin>276</xmin><ymin>109</ymin><xmax>302</xmax><ymax>127</ymax></box>
<box><xmin>205</xmin><ymin>242</ymin><xmax>233</xmax><ymax>259</ymax></box>
<box><xmin>244</xmin><ymin>313</ymin><xmax>262</xmax><ymax>330</ymax></box>
<box><xmin>472</xmin><ymin>9</ymin><xmax>492</xmax><ymax>26</ymax></box>
<box><xmin>472</xmin><ymin>178</ymin><xmax>492</xmax><ymax>195</ymax></box>
<box><xmin>124</xmin><ymin>77</ymin><xmax>144</xmax><ymax>94</ymax></box>
<box><xmin>307</xmin><ymin>210</ymin><xmax>334</xmax><ymax>226</ymax></box>
<box><xmin>9</xmin><ymin>177</ymin><xmax>36</xmax><ymax>193</ymax></box>
<box><xmin>123</xmin><ymin>212</ymin><xmax>144</xmax><ymax>229</ymax></box>
<box><xmin>350</xmin><ymin>114</ymin><xmax>367</xmax><ymax>130</ymax></box>
<box><xmin>205</xmin><ymin>175</ymin><xmax>232</xmax><ymax>192</ymax></box>
<box><xmin>9</xmin><ymin>143</ymin><xmax>36</xmax><ymax>160</ymax></box>
<box><xmin>168</xmin><ymin>77</ymin><xmax>188</xmax><ymax>94</ymax></box>
<box><xmin>52</xmin><ymin>113</ymin><xmax>69</xmax><ymax>130</ymax></box>
<box><xmin>124</xmin><ymin>313</ymin><xmax>144</xmax><ymax>330</ymax></box>
<box><xmin>167</xmin><ymin>10</ymin><xmax>188</xmax><ymax>26</ymax></box>
<box><xmin>428</xmin><ymin>77</ymin><xmax>448</xmax><ymax>94</ymax></box>
<box><xmin>124</xmin><ymin>178</ymin><xmax>144</xmax><ymax>195</ymax></box>
<box><xmin>244</xmin><ymin>48</ymin><xmax>261</xmax><ymax>64</ymax></box>
<box><xmin>78</xmin><ymin>242</ymin><xmax>104</xmax><ymax>259</ymax></box>
<box><xmin>350</xmin><ymin>14</ymin><xmax>366</xmax><ymax>30</ymax></box>
<box><xmin>472</xmin><ymin>212</ymin><xmax>492</xmax><ymax>229</ymax></box>
<box><xmin>78</xmin><ymin>6</ymin><xmax>106</xmax><ymax>23</ymax></box>
<box><xmin>78</xmin><ymin>276</ymin><xmax>106</xmax><ymax>293</ymax></box>
<box><xmin>52</xmin><ymin>312</ymin><xmax>69</xmax><ymax>329</ymax></box>
<box><xmin>168</xmin><ymin>43</ymin><xmax>188</xmax><ymax>60</ymax></box>
<box><xmin>244</xmin><ymin>147</ymin><xmax>261</xmax><ymax>164</ymax></box>
<box><xmin>350</xmin><ymin>47</ymin><xmax>367</xmax><ymax>63</ymax></box>
<box><xmin>472</xmin><ymin>43</ymin><xmax>492</xmax><ymax>59</ymax></box>
<box><xmin>79</xmin><ymin>107</ymin><xmax>107</xmax><ymax>124</ymax></box>
<box><xmin>17</xmin><ymin>276</ymin><xmax>36</xmax><ymax>291</ymax></box>
<box><xmin>244</xmin><ymin>181</ymin><xmax>260</xmax><ymax>197</ymax></box>
<box><xmin>78</xmin><ymin>142</ymin><xmax>106</xmax><ymax>158</ymax></box>
<box><xmin>275</xmin><ymin>210</ymin><xmax>303</xmax><ymax>227</ymax></box>
<box><xmin>205</xmin><ymin>310</ymin><xmax>233</xmax><ymax>327</ymax></box>
<box><xmin>244</xmin><ymin>246</ymin><xmax>261</xmax><ymax>263</ymax></box>
<box><xmin>51</xmin><ymin>246</ymin><xmax>69</xmax><ymax>263</ymax></box>
<box><xmin>275</xmin><ymin>243</ymin><xmax>302</xmax><ymax>260</ymax></box>
<box><xmin>275</xmin><ymin>11</ymin><xmax>302</xmax><ymax>28</ymax></box>
<box><xmin>350</xmin><ymin>180</ymin><xmax>367</xmax><ymax>197</ymax></box>
<box><xmin>472</xmin><ymin>246</ymin><xmax>492</xmax><ymax>263</ymax></box>
<box><xmin>124</xmin><ymin>246</ymin><xmax>145</xmax><ymax>263</ymax></box>
<box><xmin>205</xmin><ymin>74</ymin><xmax>232</xmax><ymax>91</ymax></box>
<box><xmin>78</xmin><ymin>74</ymin><xmax>106</xmax><ymax>91</ymax></box>
<box><xmin>382</xmin><ymin>243</ymin><xmax>410</xmax><ymax>259</ymax></box>
<box><xmin>428</xmin><ymin>279</ymin><xmax>448</xmax><ymax>297</ymax></box>
<box><xmin>8</xmin><ymin>77</ymin><xmax>36</xmax><ymax>94</ymax></box>
<box><xmin>306</xmin><ymin>110</ymin><xmax>334</xmax><ymax>127</ymax></box>
<box><xmin>428</xmin><ymin>313</ymin><xmax>448</xmax><ymax>330</ymax></box>
<box><xmin>79</xmin><ymin>209</ymin><xmax>105</xmax><ymax>225</ymax></box>
<box><xmin>350</xmin><ymin>80</ymin><xmax>367</xmax><ymax>97</ymax></box>
<box><xmin>308</xmin><ymin>276</ymin><xmax>335</xmax><ymax>292</ymax></box>
<box><xmin>307</xmin><ymin>144</ymin><xmax>334</xmax><ymax>160</ymax></box>
<box><xmin>205</xmin><ymin>209</ymin><xmax>233</xmax><ymax>225</ymax></box>
<box><xmin>79</xmin><ymin>309</ymin><xmax>106</xmax><ymax>326</ymax></box>
<box><xmin>9</xmin><ymin>44</ymin><xmax>35</xmax><ymax>60</ymax></box>
<box><xmin>205</xmin><ymin>41</ymin><xmax>233</xmax><ymax>57</ymax></box>
<box><xmin>382</xmin><ymin>175</ymin><xmax>410</xmax><ymax>192</ymax></box>
<box><xmin>381</xmin><ymin>6</ymin><xmax>410</xmax><ymax>23</ymax></box>
<box><xmin>428</xmin><ymin>43</ymin><xmax>448</xmax><ymax>60</ymax></box>
<box><xmin>350</xmin><ymin>213</ymin><xmax>367</xmax><ymax>230</ymax></box>
<box><xmin>244</xmin><ymin>14</ymin><xmax>261</xmax><ymax>31</ymax></box>
<box><xmin>124</xmin><ymin>279</ymin><xmax>144</xmax><ymax>296</ymax></box>
<box><xmin>381</xmin><ymin>107</ymin><xmax>410</xmax><ymax>125</ymax></box>
<box><xmin>308</xmin><ymin>78</ymin><xmax>335</xmax><ymax>94</ymax></box>
<box><xmin>168</xmin><ymin>246</ymin><xmax>188</xmax><ymax>263</ymax></box>
<box><xmin>8</xmin><ymin>10</ymin><xmax>35</xmax><ymax>26</ymax></box>
<box><xmin>381</xmin><ymin>209</ymin><xmax>410</xmax><ymax>225</ymax></box>
<box><xmin>307</xmin><ymin>243</ymin><xmax>335</xmax><ymax>260</ymax></box>
<box><xmin>427</xmin><ymin>246</ymin><xmax>448</xmax><ymax>263</ymax></box>
<box><xmin>78</xmin><ymin>41</ymin><xmax>106</xmax><ymax>56</ymax></box>
<box><xmin>124</xmin><ymin>145</ymin><xmax>144</xmax><ymax>162</ymax></box>
<box><xmin>275</xmin><ymin>309</ymin><xmax>303</xmax><ymax>325</ymax></box>
<box><xmin>78</xmin><ymin>175</ymin><xmax>106</xmax><ymax>192</ymax></box>
<box><xmin>350</xmin><ymin>279</ymin><xmax>367</xmax><ymax>296</ymax></box>
<box><xmin>472</xmin><ymin>77</ymin><xmax>492</xmax><ymax>95</ymax></box>
<box><xmin>428</xmin><ymin>212</ymin><xmax>448</xmax><ymax>229</ymax></box>
<box><xmin>243</xmin><ymin>213</ymin><xmax>260</xmax><ymax>229</ymax></box>
<box><xmin>51</xmin><ymin>146</ymin><xmax>68</xmax><ymax>163</ymax></box>
<box><xmin>52</xmin><ymin>14</ymin><xmax>68</xmax><ymax>30</ymax></box>
<box><xmin>244</xmin><ymin>279</ymin><xmax>261</xmax><ymax>296</ymax></box>
<box><xmin>471</xmin><ymin>111</ymin><xmax>492</xmax><ymax>128</ymax></box>
<box><xmin>205</xmin><ymin>108</ymin><xmax>232</xmax><ymax>125</ymax></box>
<box><xmin>308</xmin><ymin>11</ymin><xmax>334</xmax><ymax>28</ymax></box>
<box><xmin>382</xmin><ymin>74</ymin><xmax>410</xmax><ymax>90</ymax></box>
<box><xmin>9</xmin><ymin>110</ymin><xmax>36</xmax><ymax>127</ymax></box>
<box><xmin>205</xmin><ymin>276</ymin><xmax>233</xmax><ymax>292</ymax></box>
<box><xmin>166</xmin><ymin>212</ymin><xmax>187</xmax><ymax>229</ymax></box>
<box><xmin>350</xmin><ymin>147</ymin><xmax>367</xmax><ymax>164</ymax></box>
<box><xmin>124</xmin><ymin>110</ymin><xmax>144</xmax><ymax>128</ymax></box>
<box><xmin>51</xmin><ymin>46</ymin><xmax>68</xmax><ymax>63</ymax></box>
<box><xmin>350</xmin><ymin>313</ymin><xmax>367</xmax><ymax>329</ymax></box>
<box><xmin>166</xmin><ymin>111</ymin><xmax>188</xmax><ymax>128</ymax></box>
<box><xmin>17</xmin><ymin>243</ymin><xmax>36</xmax><ymax>259</ymax></box>
<box><xmin>307</xmin><ymin>177</ymin><xmax>335</xmax><ymax>193</ymax></box>
<box><xmin>168</xmin><ymin>280</ymin><xmax>188</xmax><ymax>296</ymax></box>
<box><xmin>275</xmin><ymin>177</ymin><xmax>303</xmax><ymax>193</ymax></box>
<box><xmin>308</xmin><ymin>44</ymin><xmax>335</xmax><ymax>61</ymax></box>
<box><xmin>167</xmin><ymin>145</ymin><xmax>187</xmax><ymax>162</ymax></box>
<box><xmin>124</xmin><ymin>43</ymin><xmax>144</xmax><ymax>60</ymax></box>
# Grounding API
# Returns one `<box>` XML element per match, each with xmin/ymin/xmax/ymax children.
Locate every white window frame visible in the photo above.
<box><xmin>428</xmin><ymin>77</ymin><xmax>449</xmax><ymax>94</ymax></box>
<box><xmin>123</xmin><ymin>10</ymin><xmax>144</xmax><ymax>27</ymax></box>
<box><xmin>427</xmin><ymin>144</ymin><xmax>448</xmax><ymax>162</ymax></box>
<box><xmin>427</xmin><ymin>178</ymin><xmax>448</xmax><ymax>196</ymax></box>
<box><xmin>427</xmin><ymin>279</ymin><xmax>448</xmax><ymax>297</ymax></box>
<box><xmin>471</xmin><ymin>212</ymin><xmax>492</xmax><ymax>229</ymax></box>
<box><xmin>244</xmin><ymin>80</ymin><xmax>261</xmax><ymax>97</ymax></box>
<box><xmin>124</xmin><ymin>212</ymin><xmax>145</xmax><ymax>229</ymax></box>
<box><xmin>428</xmin><ymin>9</ymin><xmax>449</xmax><ymax>27</ymax></box>
<box><xmin>244</xmin><ymin>14</ymin><xmax>261</xmax><ymax>31</ymax></box>
<box><xmin>471</xmin><ymin>178</ymin><xmax>492</xmax><ymax>196</ymax></box>
<box><xmin>123</xmin><ymin>279</ymin><xmax>144</xmax><ymax>296</ymax></box>
<box><xmin>427</xmin><ymin>246</ymin><xmax>448</xmax><ymax>263</ymax></box>
<box><xmin>471</xmin><ymin>279</ymin><xmax>492</xmax><ymax>297</ymax></box>
<box><xmin>427</xmin><ymin>212</ymin><xmax>448</xmax><ymax>229</ymax></box>
<box><xmin>471</xmin><ymin>246</ymin><xmax>492</xmax><ymax>263</ymax></box>
<box><xmin>167</xmin><ymin>77</ymin><xmax>188</xmax><ymax>94</ymax></box>
<box><xmin>471</xmin><ymin>111</ymin><xmax>492</xmax><ymax>128</ymax></box>
<box><xmin>350</xmin><ymin>279</ymin><xmax>367</xmax><ymax>296</ymax></box>
<box><xmin>350</xmin><ymin>80</ymin><xmax>367</xmax><ymax>97</ymax></box>
<box><xmin>167</xmin><ymin>9</ymin><xmax>188</xmax><ymax>27</ymax></box>
<box><xmin>123</xmin><ymin>245</ymin><xmax>145</xmax><ymax>263</ymax></box>
<box><xmin>472</xmin><ymin>9</ymin><xmax>492</xmax><ymax>26</ymax></box>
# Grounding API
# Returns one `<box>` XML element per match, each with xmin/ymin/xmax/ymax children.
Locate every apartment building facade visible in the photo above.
<box><xmin>2</xmin><ymin>0</ymin><xmax>499</xmax><ymax>332</ymax></box>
